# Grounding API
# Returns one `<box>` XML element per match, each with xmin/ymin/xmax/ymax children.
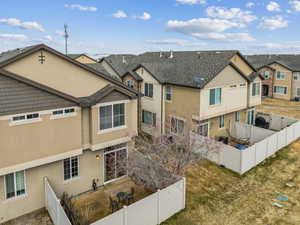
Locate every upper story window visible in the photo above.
<box><xmin>276</xmin><ymin>71</ymin><xmax>285</xmax><ymax>80</ymax></box>
<box><xmin>99</xmin><ymin>103</ymin><xmax>125</xmax><ymax>131</ymax></box>
<box><xmin>5</xmin><ymin>171</ymin><xmax>26</xmax><ymax>199</ymax></box>
<box><xmin>209</xmin><ymin>88</ymin><xmax>222</xmax><ymax>105</ymax></box>
<box><xmin>252</xmin><ymin>83</ymin><xmax>261</xmax><ymax>96</ymax></box>
<box><xmin>144</xmin><ymin>83</ymin><xmax>153</xmax><ymax>98</ymax></box>
<box><xmin>264</xmin><ymin>71</ymin><xmax>270</xmax><ymax>79</ymax></box>
<box><xmin>274</xmin><ymin>86</ymin><xmax>287</xmax><ymax>95</ymax></box>
<box><xmin>165</xmin><ymin>86</ymin><xmax>172</xmax><ymax>101</ymax></box>
<box><xmin>52</xmin><ymin>108</ymin><xmax>75</xmax><ymax>117</ymax></box>
<box><xmin>142</xmin><ymin>110</ymin><xmax>156</xmax><ymax>127</ymax></box>
<box><xmin>12</xmin><ymin>113</ymin><xmax>39</xmax><ymax>122</ymax></box>
<box><xmin>126</xmin><ymin>80</ymin><xmax>134</xmax><ymax>88</ymax></box>
<box><xmin>293</xmin><ymin>73</ymin><xmax>300</xmax><ymax>81</ymax></box>
<box><xmin>171</xmin><ymin>117</ymin><xmax>184</xmax><ymax>135</ymax></box>
<box><xmin>63</xmin><ymin>156</ymin><xmax>79</xmax><ymax>181</ymax></box>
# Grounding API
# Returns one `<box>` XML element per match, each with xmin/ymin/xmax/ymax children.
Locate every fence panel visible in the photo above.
<box><xmin>255</xmin><ymin>140</ymin><xmax>268</xmax><ymax>165</ymax></box>
<box><xmin>240</xmin><ymin>146</ymin><xmax>255</xmax><ymax>174</ymax></box>
<box><xmin>294</xmin><ymin>121</ymin><xmax>300</xmax><ymax>139</ymax></box>
<box><xmin>266</xmin><ymin>135</ymin><xmax>277</xmax><ymax>157</ymax></box>
<box><xmin>91</xmin><ymin>209</ymin><xmax>124</xmax><ymax>225</ymax></box>
<box><xmin>287</xmin><ymin>125</ymin><xmax>295</xmax><ymax>144</ymax></box>
<box><xmin>159</xmin><ymin>179</ymin><xmax>185</xmax><ymax>223</ymax></box>
<box><xmin>219</xmin><ymin>146</ymin><xmax>241</xmax><ymax>173</ymax></box>
<box><xmin>277</xmin><ymin>130</ymin><xmax>287</xmax><ymax>149</ymax></box>
<box><xmin>127</xmin><ymin>193</ymin><xmax>158</xmax><ymax>225</ymax></box>
<box><xmin>58</xmin><ymin>206</ymin><xmax>73</xmax><ymax>225</ymax></box>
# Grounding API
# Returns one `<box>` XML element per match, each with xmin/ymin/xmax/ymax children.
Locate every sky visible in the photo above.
<box><xmin>1</xmin><ymin>0</ymin><xmax>300</xmax><ymax>57</ymax></box>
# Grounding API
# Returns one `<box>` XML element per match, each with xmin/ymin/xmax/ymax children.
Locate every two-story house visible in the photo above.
<box><xmin>246</xmin><ymin>55</ymin><xmax>300</xmax><ymax>101</ymax></box>
<box><xmin>0</xmin><ymin>44</ymin><xmax>138</xmax><ymax>223</ymax></box>
<box><xmin>100</xmin><ymin>51</ymin><xmax>262</xmax><ymax>139</ymax></box>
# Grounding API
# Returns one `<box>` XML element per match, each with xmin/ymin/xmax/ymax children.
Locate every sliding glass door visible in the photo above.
<box><xmin>104</xmin><ymin>147</ymin><xmax>127</xmax><ymax>183</ymax></box>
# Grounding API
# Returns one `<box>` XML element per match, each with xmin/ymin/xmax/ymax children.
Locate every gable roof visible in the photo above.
<box><xmin>102</xmin><ymin>50</ymin><xmax>255</xmax><ymax>88</ymax></box>
<box><xmin>68</xmin><ymin>53</ymin><xmax>97</xmax><ymax>63</ymax></box>
<box><xmin>0</xmin><ymin>44</ymin><xmax>138</xmax><ymax>95</ymax></box>
<box><xmin>0</xmin><ymin>69</ymin><xmax>79</xmax><ymax>116</ymax></box>
<box><xmin>246</xmin><ymin>55</ymin><xmax>300</xmax><ymax>71</ymax></box>
<box><xmin>86</xmin><ymin>63</ymin><xmax>121</xmax><ymax>81</ymax></box>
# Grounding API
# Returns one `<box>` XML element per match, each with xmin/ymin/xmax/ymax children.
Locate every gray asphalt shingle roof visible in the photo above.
<box><xmin>67</xmin><ymin>54</ymin><xmax>82</xmax><ymax>59</ymax></box>
<box><xmin>103</xmin><ymin>51</ymin><xmax>251</xmax><ymax>88</ymax></box>
<box><xmin>86</xmin><ymin>63</ymin><xmax>121</xmax><ymax>81</ymax></box>
<box><xmin>246</xmin><ymin>55</ymin><xmax>300</xmax><ymax>71</ymax></box>
<box><xmin>0</xmin><ymin>45</ymin><xmax>39</xmax><ymax>64</ymax></box>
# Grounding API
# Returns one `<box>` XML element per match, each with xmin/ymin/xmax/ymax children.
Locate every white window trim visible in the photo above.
<box><xmin>98</xmin><ymin>101</ymin><xmax>127</xmax><ymax>134</ymax></box>
<box><xmin>246</xmin><ymin>108</ymin><xmax>255</xmax><ymax>125</ymax></box>
<box><xmin>4</xmin><ymin>170</ymin><xmax>27</xmax><ymax>201</ymax></box>
<box><xmin>63</xmin><ymin>156</ymin><xmax>80</xmax><ymax>183</ymax></box>
<box><xmin>252</xmin><ymin>82</ymin><xmax>261</xmax><ymax>97</ymax></box>
<box><xmin>198</xmin><ymin>120</ymin><xmax>210</xmax><ymax>137</ymax></box>
<box><xmin>50</xmin><ymin>107</ymin><xmax>77</xmax><ymax>120</ymax></box>
<box><xmin>274</xmin><ymin>85</ymin><xmax>288</xmax><ymax>95</ymax></box>
<box><xmin>144</xmin><ymin>83</ymin><xmax>154</xmax><ymax>98</ymax></box>
<box><xmin>142</xmin><ymin>110</ymin><xmax>155</xmax><ymax>127</ymax></box>
<box><xmin>209</xmin><ymin>88</ymin><xmax>222</xmax><ymax>106</ymax></box>
<box><xmin>165</xmin><ymin>86</ymin><xmax>172</xmax><ymax>102</ymax></box>
<box><xmin>170</xmin><ymin>116</ymin><xmax>186</xmax><ymax>135</ymax></box>
<box><xmin>219</xmin><ymin>115</ymin><xmax>225</xmax><ymax>129</ymax></box>
<box><xmin>294</xmin><ymin>73</ymin><xmax>300</xmax><ymax>81</ymax></box>
<box><xmin>296</xmin><ymin>88</ymin><xmax>300</xmax><ymax>97</ymax></box>
<box><xmin>125</xmin><ymin>80</ymin><xmax>135</xmax><ymax>88</ymax></box>
<box><xmin>235</xmin><ymin>111</ymin><xmax>240</xmax><ymax>122</ymax></box>
<box><xmin>103</xmin><ymin>144</ymin><xmax>128</xmax><ymax>185</ymax></box>
<box><xmin>276</xmin><ymin>71</ymin><xmax>285</xmax><ymax>80</ymax></box>
<box><xmin>9</xmin><ymin>112</ymin><xmax>42</xmax><ymax>126</ymax></box>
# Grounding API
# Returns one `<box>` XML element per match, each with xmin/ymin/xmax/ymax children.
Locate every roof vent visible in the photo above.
<box><xmin>194</xmin><ymin>76</ymin><xmax>205</xmax><ymax>86</ymax></box>
<box><xmin>122</xmin><ymin>56</ymin><xmax>127</xmax><ymax>64</ymax></box>
<box><xmin>169</xmin><ymin>50</ymin><xmax>174</xmax><ymax>59</ymax></box>
<box><xmin>160</xmin><ymin>51</ymin><xmax>163</xmax><ymax>58</ymax></box>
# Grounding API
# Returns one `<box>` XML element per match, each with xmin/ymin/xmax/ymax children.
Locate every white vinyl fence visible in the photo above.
<box><xmin>91</xmin><ymin>178</ymin><xmax>186</xmax><ymax>225</ymax></box>
<box><xmin>44</xmin><ymin>177</ymin><xmax>72</xmax><ymax>225</ymax></box>
<box><xmin>195</xmin><ymin>120</ymin><xmax>300</xmax><ymax>175</ymax></box>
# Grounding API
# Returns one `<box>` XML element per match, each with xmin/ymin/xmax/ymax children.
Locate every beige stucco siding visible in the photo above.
<box><xmin>164</xmin><ymin>85</ymin><xmax>200</xmax><ymax>133</ymax></box>
<box><xmin>0</xmin><ymin>150</ymin><xmax>104</xmax><ymax>223</ymax></box>
<box><xmin>231</xmin><ymin>55</ymin><xmax>254</xmax><ymax>76</ymax></box>
<box><xmin>82</xmin><ymin>108</ymin><xmax>91</xmax><ymax>148</ymax></box>
<box><xmin>4</xmin><ymin>51</ymin><xmax>110</xmax><ymax>97</ymax></box>
<box><xmin>75</xmin><ymin>55</ymin><xmax>96</xmax><ymax>64</ymax></box>
<box><xmin>200</xmin><ymin>65</ymin><xmax>248</xmax><ymax>120</ymax></box>
<box><xmin>248</xmin><ymin>77</ymin><xmax>262</xmax><ymax>107</ymax></box>
<box><xmin>270</xmin><ymin>63</ymin><xmax>292</xmax><ymax>100</ymax></box>
<box><xmin>90</xmin><ymin>99</ymin><xmax>138</xmax><ymax>148</ymax></box>
<box><xmin>292</xmin><ymin>72</ymin><xmax>300</xmax><ymax>99</ymax></box>
<box><xmin>0</xmin><ymin>110</ymin><xmax>82</xmax><ymax>169</ymax></box>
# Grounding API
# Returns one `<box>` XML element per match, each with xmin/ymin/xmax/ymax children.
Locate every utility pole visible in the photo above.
<box><xmin>64</xmin><ymin>24</ymin><xmax>69</xmax><ymax>55</ymax></box>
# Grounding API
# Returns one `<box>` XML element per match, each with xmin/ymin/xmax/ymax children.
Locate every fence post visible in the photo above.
<box><xmin>182</xmin><ymin>178</ymin><xmax>186</xmax><ymax>209</ymax></box>
<box><xmin>123</xmin><ymin>206</ymin><xmax>127</xmax><ymax>225</ymax></box>
<box><xmin>56</xmin><ymin>198</ymin><xmax>60</xmax><ymax>225</ymax></box>
<box><xmin>157</xmin><ymin>189</ymin><xmax>161</xmax><ymax>224</ymax></box>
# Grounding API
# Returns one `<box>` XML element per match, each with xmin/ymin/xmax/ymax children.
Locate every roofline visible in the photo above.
<box><xmin>257</xmin><ymin>65</ymin><xmax>276</xmax><ymax>71</ymax></box>
<box><xmin>99</xmin><ymin>58</ymin><xmax>124</xmax><ymax>78</ymax></box>
<box><xmin>0</xmin><ymin>69</ymin><xmax>81</xmax><ymax>105</ymax></box>
<box><xmin>133</xmin><ymin>64</ymin><xmax>163</xmax><ymax>84</ymax></box>
<box><xmin>234</xmin><ymin>51</ymin><xmax>257</xmax><ymax>72</ymax></box>
<box><xmin>266</xmin><ymin>61</ymin><xmax>293</xmax><ymax>71</ymax></box>
<box><xmin>71</xmin><ymin>53</ymin><xmax>97</xmax><ymax>63</ymax></box>
<box><xmin>0</xmin><ymin>44</ymin><xmax>139</xmax><ymax>96</ymax></box>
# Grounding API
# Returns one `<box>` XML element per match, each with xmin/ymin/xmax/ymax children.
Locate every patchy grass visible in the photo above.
<box><xmin>262</xmin><ymin>98</ymin><xmax>300</xmax><ymax>107</ymax></box>
<box><xmin>163</xmin><ymin>99</ymin><xmax>300</xmax><ymax>225</ymax></box>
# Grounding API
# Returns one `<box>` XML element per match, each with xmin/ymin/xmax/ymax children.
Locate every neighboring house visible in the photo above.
<box><xmin>101</xmin><ymin>51</ymin><xmax>262</xmax><ymax>139</ymax></box>
<box><xmin>68</xmin><ymin>53</ymin><xmax>97</xmax><ymax>64</ymax></box>
<box><xmin>0</xmin><ymin>44</ymin><xmax>138</xmax><ymax>223</ymax></box>
<box><xmin>246</xmin><ymin>55</ymin><xmax>300</xmax><ymax>100</ymax></box>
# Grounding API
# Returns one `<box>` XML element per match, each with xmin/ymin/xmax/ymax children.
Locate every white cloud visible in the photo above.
<box><xmin>0</xmin><ymin>34</ymin><xmax>27</xmax><ymax>40</ymax></box>
<box><xmin>113</xmin><ymin>10</ymin><xmax>127</xmax><ymax>18</ymax></box>
<box><xmin>55</xmin><ymin>30</ymin><xmax>65</xmax><ymax>37</ymax></box>
<box><xmin>64</xmin><ymin>4</ymin><xmax>97</xmax><ymax>12</ymax></box>
<box><xmin>44</xmin><ymin>35</ymin><xmax>53</xmax><ymax>41</ymax></box>
<box><xmin>176</xmin><ymin>0</ymin><xmax>206</xmax><ymax>5</ymax></box>
<box><xmin>246</xmin><ymin>2</ymin><xmax>255</xmax><ymax>8</ymax></box>
<box><xmin>0</xmin><ymin>18</ymin><xmax>45</xmax><ymax>32</ymax></box>
<box><xmin>166</xmin><ymin>18</ymin><xmax>254</xmax><ymax>42</ymax></box>
<box><xmin>206</xmin><ymin>6</ymin><xmax>257</xmax><ymax>23</ymax></box>
<box><xmin>266</xmin><ymin>1</ymin><xmax>281</xmax><ymax>12</ymax></box>
<box><xmin>289</xmin><ymin>1</ymin><xmax>300</xmax><ymax>11</ymax></box>
<box><xmin>258</xmin><ymin>16</ymin><xmax>288</xmax><ymax>30</ymax></box>
<box><xmin>249</xmin><ymin>41</ymin><xmax>300</xmax><ymax>53</ymax></box>
<box><xmin>135</xmin><ymin>12</ymin><xmax>151</xmax><ymax>20</ymax></box>
<box><xmin>146</xmin><ymin>39</ymin><xmax>207</xmax><ymax>47</ymax></box>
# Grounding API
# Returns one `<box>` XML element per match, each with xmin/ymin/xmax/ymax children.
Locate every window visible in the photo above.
<box><xmin>252</xmin><ymin>83</ymin><xmax>261</xmax><ymax>96</ymax></box>
<box><xmin>235</xmin><ymin>111</ymin><xmax>240</xmax><ymax>122</ymax></box>
<box><xmin>276</xmin><ymin>71</ymin><xmax>285</xmax><ymax>80</ymax></box>
<box><xmin>294</xmin><ymin>73</ymin><xmax>300</xmax><ymax>80</ymax></box>
<box><xmin>297</xmin><ymin>88</ymin><xmax>300</xmax><ymax>96</ymax></box>
<box><xmin>230</xmin><ymin>84</ymin><xmax>237</xmax><ymax>88</ymax></box>
<box><xmin>52</xmin><ymin>108</ymin><xmax>75</xmax><ymax>116</ymax></box>
<box><xmin>99</xmin><ymin>103</ymin><xmax>125</xmax><ymax>131</ymax></box>
<box><xmin>63</xmin><ymin>157</ymin><xmax>79</xmax><ymax>181</ymax></box>
<box><xmin>240</xmin><ymin>83</ymin><xmax>246</xmax><ymax>87</ymax></box>
<box><xmin>264</xmin><ymin>71</ymin><xmax>270</xmax><ymax>79</ymax></box>
<box><xmin>142</xmin><ymin>110</ymin><xmax>156</xmax><ymax>127</ymax></box>
<box><xmin>209</xmin><ymin>88</ymin><xmax>222</xmax><ymax>105</ymax></box>
<box><xmin>197</xmin><ymin>120</ymin><xmax>209</xmax><ymax>137</ymax></box>
<box><xmin>247</xmin><ymin>108</ymin><xmax>255</xmax><ymax>125</ymax></box>
<box><xmin>171</xmin><ymin>117</ymin><xmax>184</xmax><ymax>135</ymax></box>
<box><xmin>144</xmin><ymin>83</ymin><xmax>153</xmax><ymax>98</ymax></box>
<box><xmin>219</xmin><ymin>115</ymin><xmax>225</xmax><ymax>128</ymax></box>
<box><xmin>12</xmin><ymin>113</ymin><xmax>39</xmax><ymax>122</ymax></box>
<box><xmin>5</xmin><ymin>171</ymin><xmax>26</xmax><ymax>199</ymax></box>
<box><xmin>274</xmin><ymin>86</ymin><xmax>287</xmax><ymax>95</ymax></box>
<box><xmin>126</xmin><ymin>80</ymin><xmax>134</xmax><ymax>88</ymax></box>
<box><xmin>165</xmin><ymin>86</ymin><xmax>172</xmax><ymax>101</ymax></box>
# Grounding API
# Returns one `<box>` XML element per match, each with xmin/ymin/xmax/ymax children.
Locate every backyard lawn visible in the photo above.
<box><xmin>162</xmin><ymin>98</ymin><xmax>300</xmax><ymax>225</ymax></box>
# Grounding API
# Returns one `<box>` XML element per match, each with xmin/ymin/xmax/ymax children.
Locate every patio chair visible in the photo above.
<box><xmin>126</xmin><ymin>187</ymin><xmax>135</xmax><ymax>204</ymax></box>
<box><xmin>109</xmin><ymin>196</ymin><xmax>119</xmax><ymax>213</ymax></box>
<box><xmin>117</xmin><ymin>192</ymin><xmax>127</xmax><ymax>205</ymax></box>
